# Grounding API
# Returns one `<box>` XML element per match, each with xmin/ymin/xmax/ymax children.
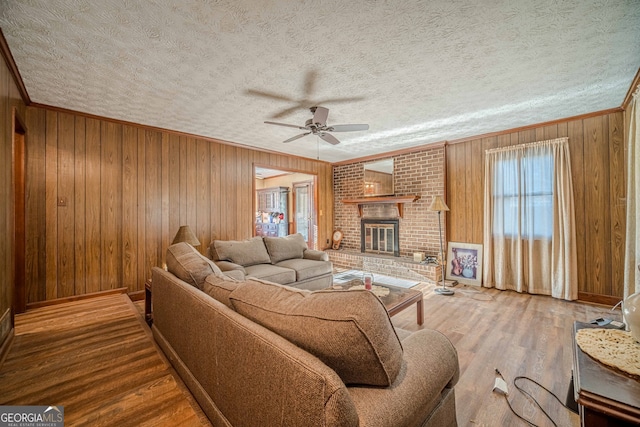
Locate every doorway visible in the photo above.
<box><xmin>254</xmin><ymin>166</ymin><xmax>318</xmax><ymax>249</ymax></box>
<box><xmin>293</xmin><ymin>180</ymin><xmax>315</xmax><ymax>248</ymax></box>
<box><xmin>13</xmin><ymin>109</ymin><xmax>26</xmax><ymax>314</ymax></box>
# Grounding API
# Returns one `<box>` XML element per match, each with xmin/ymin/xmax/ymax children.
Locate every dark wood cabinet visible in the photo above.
<box><xmin>255</xmin><ymin>223</ymin><xmax>279</xmax><ymax>237</ymax></box>
<box><xmin>572</xmin><ymin>322</ymin><xmax>640</xmax><ymax>426</ymax></box>
<box><xmin>256</xmin><ymin>186</ymin><xmax>289</xmax><ymax>237</ymax></box>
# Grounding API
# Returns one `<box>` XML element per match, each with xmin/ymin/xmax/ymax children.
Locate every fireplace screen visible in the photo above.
<box><xmin>361</xmin><ymin>219</ymin><xmax>400</xmax><ymax>256</ymax></box>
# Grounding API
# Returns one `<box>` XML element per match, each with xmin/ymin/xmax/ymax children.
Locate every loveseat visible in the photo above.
<box><xmin>152</xmin><ymin>242</ymin><xmax>460</xmax><ymax>426</ymax></box>
<box><xmin>207</xmin><ymin>234</ymin><xmax>333</xmax><ymax>290</ymax></box>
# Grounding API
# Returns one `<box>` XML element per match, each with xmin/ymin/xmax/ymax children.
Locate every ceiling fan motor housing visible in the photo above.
<box><xmin>264</xmin><ymin>106</ymin><xmax>368</xmax><ymax>145</ymax></box>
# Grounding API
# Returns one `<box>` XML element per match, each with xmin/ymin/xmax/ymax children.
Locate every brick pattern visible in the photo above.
<box><xmin>333</xmin><ymin>147</ymin><xmax>446</xmax><ymax>260</ymax></box>
<box><xmin>327</xmin><ymin>250</ymin><xmax>441</xmax><ymax>282</ymax></box>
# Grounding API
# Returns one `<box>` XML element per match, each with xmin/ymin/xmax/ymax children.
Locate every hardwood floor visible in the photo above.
<box><xmin>0</xmin><ymin>294</ymin><xmax>211</xmax><ymax>427</ymax></box>
<box><xmin>0</xmin><ymin>283</ymin><xmax>624</xmax><ymax>426</ymax></box>
<box><xmin>393</xmin><ymin>281</ymin><xmax>624</xmax><ymax>427</ymax></box>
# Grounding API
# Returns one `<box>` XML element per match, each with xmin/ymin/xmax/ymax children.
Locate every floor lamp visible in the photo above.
<box><xmin>429</xmin><ymin>196</ymin><xmax>453</xmax><ymax>295</ymax></box>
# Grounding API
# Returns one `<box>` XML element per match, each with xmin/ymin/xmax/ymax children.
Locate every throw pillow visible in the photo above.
<box><xmin>166</xmin><ymin>242</ymin><xmax>225</xmax><ymax>289</ymax></box>
<box><xmin>229</xmin><ymin>281</ymin><xmax>403</xmax><ymax>386</ymax></box>
<box><xmin>263</xmin><ymin>233</ymin><xmax>307</xmax><ymax>264</ymax></box>
<box><xmin>210</xmin><ymin>236</ymin><xmax>271</xmax><ymax>266</ymax></box>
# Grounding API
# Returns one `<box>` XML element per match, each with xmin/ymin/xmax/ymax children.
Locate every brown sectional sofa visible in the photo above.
<box><xmin>208</xmin><ymin>234</ymin><xmax>333</xmax><ymax>290</ymax></box>
<box><xmin>153</xmin><ymin>242</ymin><xmax>460</xmax><ymax>426</ymax></box>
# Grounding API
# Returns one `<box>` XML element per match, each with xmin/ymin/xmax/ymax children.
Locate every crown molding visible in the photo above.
<box><xmin>446</xmin><ymin>107</ymin><xmax>623</xmax><ymax>146</ymax></box>
<box><xmin>332</xmin><ymin>141</ymin><xmax>446</xmax><ymax>166</ymax></box>
<box><xmin>28</xmin><ymin>102</ymin><xmax>333</xmax><ymax>166</ymax></box>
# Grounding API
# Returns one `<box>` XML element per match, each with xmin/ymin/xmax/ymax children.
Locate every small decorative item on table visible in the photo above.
<box><xmin>363</xmin><ymin>272</ymin><xmax>373</xmax><ymax>290</ymax></box>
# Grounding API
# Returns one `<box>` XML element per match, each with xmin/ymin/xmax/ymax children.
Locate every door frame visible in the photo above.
<box><xmin>292</xmin><ymin>180</ymin><xmax>315</xmax><ymax>249</ymax></box>
<box><xmin>253</xmin><ymin>164</ymin><xmax>319</xmax><ymax>249</ymax></box>
<box><xmin>13</xmin><ymin>108</ymin><xmax>26</xmax><ymax>314</ymax></box>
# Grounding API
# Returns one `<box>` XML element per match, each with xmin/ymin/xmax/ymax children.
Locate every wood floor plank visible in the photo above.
<box><xmin>0</xmin><ymin>283</ymin><xmax>627</xmax><ymax>426</ymax></box>
<box><xmin>391</xmin><ymin>282</ymin><xmax>625</xmax><ymax>427</ymax></box>
<box><xmin>0</xmin><ymin>294</ymin><xmax>210</xmax><ymax>427</ymax></box>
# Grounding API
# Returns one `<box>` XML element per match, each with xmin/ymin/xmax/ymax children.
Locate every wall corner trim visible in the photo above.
<box><xmin>622</xmin><ymin>67</ymin><xmax>640</xmax><ymax>110</ymax></box>
<box><xmin>0</xmin><ymin>28</ymin><xmax>30</xmax><ymax>105</ymax></box>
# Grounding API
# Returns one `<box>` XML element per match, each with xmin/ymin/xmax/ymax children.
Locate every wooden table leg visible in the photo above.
<box><xmin>416</xmin><ymin>298</ymin><xmax>424</xmax><ymax>325</ymax></box>
<box><xmin>145</xmin><ymin>279</ymin><xmax>152</xmax><ymax>326</ymax></box>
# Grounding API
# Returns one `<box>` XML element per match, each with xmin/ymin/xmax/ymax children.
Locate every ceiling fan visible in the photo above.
<box><xmin>264</xmin><ymin>106</ymin><xmax>369</xmax><ymax>145</ymax></box>
<box><xmin>247</xmin><ymin>70</ymin><xmax>365</xmax><ymax>119</ymax></box>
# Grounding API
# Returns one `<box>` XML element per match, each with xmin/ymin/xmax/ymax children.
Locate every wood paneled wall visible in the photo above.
<box><xmin>0</xmin><ymin>55</ymin><xmax>26</xmax><ymax>347</ymax></box>
<box><xmin>446</xmin><ymin>111</ymin><xmax>626</xmax><ymax>301</ymax></box>
<box><xmin>24</xmin><ymin>107</ymin><xmax>334</xmax><ymax>303</ymax></box>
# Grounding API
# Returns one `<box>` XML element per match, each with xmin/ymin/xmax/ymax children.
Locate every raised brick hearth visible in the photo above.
<box><xmin>327</xmin><ymin>249</ymin><xmax>442</xmax><ymax>283</ymax></box>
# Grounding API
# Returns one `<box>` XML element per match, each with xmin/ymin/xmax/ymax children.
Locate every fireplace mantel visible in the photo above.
<box><xmin>342</xmin><ymin>195</ymin><xmax>420</xmax><ymax>218</ymax></box>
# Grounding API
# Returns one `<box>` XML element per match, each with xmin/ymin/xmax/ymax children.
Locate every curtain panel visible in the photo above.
<box><xmin>624</xmin><ymin>87</ymin><xmax>640</xmax><ymax>297</ymax></box>
<box><xmin>483</xmin><ymin>137</ymin><xmax>578</xmax><ymax>300</ymax></box>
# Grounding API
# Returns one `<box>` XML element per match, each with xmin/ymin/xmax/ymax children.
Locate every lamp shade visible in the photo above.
<box><xmin>428</xmin><ymin>195</ymin><xmax>450</xmax><ymax>212</ymax></box>
<box><xmin>172</xmin><ymin>225</ymin><xmax>201</xmax><ymax>246</ymax></box>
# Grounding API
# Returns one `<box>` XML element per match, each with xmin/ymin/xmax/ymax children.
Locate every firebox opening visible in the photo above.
<box><xmin>361</xmin><ymin>219</ymin><xmax>400</xmax><ymax>257</ymax></box>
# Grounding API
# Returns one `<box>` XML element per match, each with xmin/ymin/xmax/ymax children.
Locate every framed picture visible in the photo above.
<box><xmin>446</xmin><ymin>242</ymin><xmax>483</xmax><ymax>286</ymax></box>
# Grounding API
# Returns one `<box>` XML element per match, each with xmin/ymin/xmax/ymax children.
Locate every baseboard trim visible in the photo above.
<box><xmin>578</xmin><ymin>292</ymin><xmax>623</xmax><ymax>307</ymax></box>
<box><xmin>128</xmin><ymin>290</ymin><xmax>145</xmax><ymax>302</ymax></box>
<box><xmin>26</xmin><ymin>288</ymin><xmax>128</xmax><ymax>310</ymax></box>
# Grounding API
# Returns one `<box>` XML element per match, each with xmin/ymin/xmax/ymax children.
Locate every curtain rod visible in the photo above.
<box><xmin>485</xmin><ymin>137</ymin><xmax>568</xmax><ymax>154</ymax></box>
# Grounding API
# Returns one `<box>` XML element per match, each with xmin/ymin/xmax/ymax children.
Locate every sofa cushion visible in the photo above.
<box><xmin>263</xmin><ymin>233</ymin><xmax>307</xmax><ymax>264</ymax></box>
<box><xmin>275</xmin><ymin>258</ymin><xmax>332</xmax><ymax>282</ymax></box>
<box><xmin>166</xmin><ymin>242</ymin><xmax>225</xmax><ymax>290</ymax></box>
<box><xmin>229</xmin><ymin>281</ymin><xmax>403</xmax><ymax>386</ymax></box>
<box><xmin>210</xmin><ymin>237</ymin><xmax>271</xmax><ymax>266</ymax></box>
<box><xmin>202</xmin><ymin>274</ymin><xmax>243</xmax><ymax>308</ymax></box>
<box><xmin>244</xmin><ymin>264</ymin><xmax>296</xmax><ymax>285</ymax></box>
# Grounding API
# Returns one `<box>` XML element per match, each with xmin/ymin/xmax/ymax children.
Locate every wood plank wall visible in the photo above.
<box><xmin>446</xmin><ymin>111</ymin><xmax>626</xmax><ymax>301</ymax></box>
<box><xmin>23</xmin><ymin>106</ymin><xmax>334</xmax><ymax>303</ymax></box>
<box><xmin>0</xmin><ymin>56</ymin><xmax>26</xmax><ymax>346</ymax></box>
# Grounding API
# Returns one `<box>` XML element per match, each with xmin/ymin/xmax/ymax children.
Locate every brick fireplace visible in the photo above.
<box><xmin>333</xmin><ymin>146</ymin><xmax>446</xmax><ymax>258</ymax></box>
<box><xmin>330</xmin><ymin>146</ymin><xmax>446</xmax><ymax>282</ymax></box>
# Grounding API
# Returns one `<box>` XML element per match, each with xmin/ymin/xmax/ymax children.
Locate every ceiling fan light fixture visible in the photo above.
<box><xmin>264</xmin><ymin>106</ymin><xmax>368</xmax><ymax>145</ymax></box>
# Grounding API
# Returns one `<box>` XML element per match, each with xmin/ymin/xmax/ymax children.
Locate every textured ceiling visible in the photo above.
<box><xmin>1</xmin><ymin>0</ymin><xmax>639</xmax><ymax>163</ymax></box>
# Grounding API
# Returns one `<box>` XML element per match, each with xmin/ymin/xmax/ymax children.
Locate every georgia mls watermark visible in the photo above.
<box><xmin>0</xmin><ymin>406</ymin><xmax>63</xmax><ymax>427</ymax></box>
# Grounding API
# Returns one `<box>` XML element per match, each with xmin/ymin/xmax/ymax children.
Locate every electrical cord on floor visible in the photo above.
<box><xmin>494</xmin><ymin>368</ymin><xmax>572</xmax><ymax>427</ymax></box>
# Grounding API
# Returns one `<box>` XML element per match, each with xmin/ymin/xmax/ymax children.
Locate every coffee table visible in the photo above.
<box><xmin>332</xmin><ymin>280</ymin><xmax>424</xmax><ymax>325</ymax></box>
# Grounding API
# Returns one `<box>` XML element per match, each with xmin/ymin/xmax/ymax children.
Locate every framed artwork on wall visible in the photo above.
<box><xmin>446</xmin><ymin>242</ymin><xmax>483</xmax><ymax>286</ymax></box>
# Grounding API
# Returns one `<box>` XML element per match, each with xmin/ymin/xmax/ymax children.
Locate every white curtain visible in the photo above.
<box><xmin>624</xmin><ymin>87</ymin><xmax>640</xmax><ymax>297</ymax></box>
<box><xmin>483</xmin><ymin>137</ymin><xmax>577</xmax><ymax>300</ymax></box>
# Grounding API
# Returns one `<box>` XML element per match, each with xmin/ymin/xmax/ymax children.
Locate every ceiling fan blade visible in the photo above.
<box><xmin>303</xmin><ymin>70</ymin><xmax>318</xmax><ymax>97</ymax></box>
<box><xmin>318</xmin><ymin>132</ymin><xmax>340</xmax><ymax>145</ymax></box>
<box><xmin>315</xmin><ymin>96</ymin><xmax>365</xmax><ymax>105</ymax></box>
<box><xmin>246</xmin><ymin>89</ymin><xmax>294</xmax><ymax>102</ymax></box>
<box><xmin>270</xmin><ymin>105</ymin><xmax>303</xmax><ymax>119</ymax></box>
<box><xmin>265</xmin><ymin>121</ymin><xmax>307</xmax><ymax>130</ymax></box>
<box><xmin>312</xmin><ymin>106</ymin><xmax>329</xmax><ymax>126</ymax></box>
<box><xmin>328</xmin><ymin>124</ymin><xmax>369</xmax><ymax>132</ymax></box>
<box><xmin>283</xmin><ymin>132</ymin><xmax>311</xmax><ymax>143</ymax></box>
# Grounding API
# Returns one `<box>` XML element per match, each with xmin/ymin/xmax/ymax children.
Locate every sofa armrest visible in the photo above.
<box><xmin>348</xmin><ymin>329</ymin><xmax>459</xmax><ymax>427</ymax></box>
<box><xmin>215</xmin><ymin>260</ymin><xmax>246</xmax><ymax>273</ymax></box>
<box><xmin>222</xmin><ymin>269</ymin><xmax>245</xmax><ymax>281</ymax></box>
<box><xmin>303</xmin><ymin>249</ymin><xmax>329</xmax><ymax>262</ymax></box>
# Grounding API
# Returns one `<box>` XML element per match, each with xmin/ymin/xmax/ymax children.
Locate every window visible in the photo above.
<box><xmin>492</xmin><ymin>151</ymin><xmax>553</xmax><ymax>239</ymax></box>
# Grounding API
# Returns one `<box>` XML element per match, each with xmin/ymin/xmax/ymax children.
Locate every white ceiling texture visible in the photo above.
<box><xmin>1</xmin><ymin>0</ymin><xmax>639</xmax><ymax>163</ymax></box>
